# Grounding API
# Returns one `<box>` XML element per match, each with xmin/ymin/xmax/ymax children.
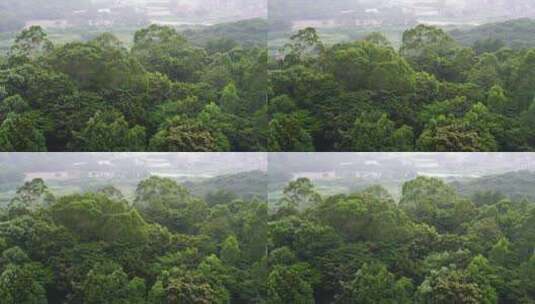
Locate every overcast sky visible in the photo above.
<box><xmin>0</xmin><ymin>153</ymin><xmax>267</xmax><ymax>175</ymax></box>
<box><xmin>268</xmin><ymin>153</ymin><xmax>535</xmax><ymax>176</ymax></box>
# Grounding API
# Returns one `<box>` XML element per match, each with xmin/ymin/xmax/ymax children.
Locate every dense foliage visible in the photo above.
<box><xmin>269</xmin><ymin>25</ymin><xmax>535</xmax><ymax>151</ymax></box>
<box><xmin>269</xmin><ymin>177</ymin><xmax>535</xmax><ymax>303</ymax></box>
<box><xmin>1</xmin><ymin>173</ymin><xmax>534</xmax><ymax>303</ymax></box>
<box><xmin>0</xmin><ymin>177</ymin><xmax>268</xmax><ymax>303</ymax></box>
<box><xmin>0</xmin><ymin>25</ymin><xmax>267</xmax><ymax>151</ymax></box>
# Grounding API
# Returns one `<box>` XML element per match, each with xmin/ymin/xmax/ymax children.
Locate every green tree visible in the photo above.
<box><xmin>220</xmin><ymin>82</ymin><xmax>241</xmax><ymax>114</ymax></box>
<box><xmin>351</xmin><ymin>111</ymin><xmax>414</xmax><ymax>151</ymax></box>
<box><xmin>132</xmin><ymin>25</ymin><xmax>206</xmax><ymax>82</ymax></box>
<box><xmin>416</xmin><ymin>268</ymin><xmax>485</xmax><ymax>304</ymax></box>
<box><xmin>417</xmin><ymin>112</ymin><xmax>498</xmax><ymax>152</ymax></box>
<box><xmin>10</xmin><ymin>26</ymin><xmax>52</xmax><ymax>60</ymax></box>
<box><xmin>282</xmin><ymin>27</ymin><xmax>322</xmax><ymax>65</ymax></box>
<box><xmin>149</xmin><ymin>115</ymin><xmax>224</xmax><ymax>152</ymax></box>
<box><xmin>325</xmin><ymin>41</ymin><xmax>415</xmax><ymax>93</ymax></box>
<box><xmin>74</xmin><ymin>110</ymin><xmax>146</xmax><ymax>152</ymax></box>
<box><xmin>513</xmin><ymin>50</ymin><xmax>535</xmax><ymax>111</ymax></box>
<box><xmin>47</xmin><ymin>39</ymin><xmax>144</xmax><ymax>92</ymax></box>
<box><xmin>467</xmin><ymin>53</ymin><xmax>502</xmax><ymax>90</ymax></box>
<box><xmin>8</xmin><ymin>178</ymin><xmax>55</xmax><ymax>212</ymax></box>
<box><xmin>278</xmin><ymin>178</ymin><xmax>321</xmax><ymax>211</ymax></box>
<box><xmin>520</xmin><ymin>255</ymin><xmax>535</xmax><ymax>301</ymax></box>
<box><xmin>83</xmin><ymin>262</ymin><xmax>146</xmax><ymax>304</ymax></box>
<box><xmin>473</xmin><ymin>38</ymin><xmax>505</xmax><ymax>55</ymax></box>
<box><xmin>340</xmin><ymin>263</ymin><xmax>413</xmax><ymax>304</ymax></box>
<box><xmin>489</xmin><ymin>238</ymin><xmax>514</xmax><ymax>267</ymax></box>
<box><xmin>267</xmin><ymin>264</ymin><xmax>315</xmax><ymax>304</ymax></box>
<box><xmin>268</xmin><ymin>112</ymin><xmax>314</xmax><ymax>152</ymax></box>
<box><xmin>400</xmin><ymin>176</ymin><xmax>477</xmax><ymax>233</ymax></box>
<box><xmin>0</xmin><ymin>263</ymin><xmax>49</xmax><ymax>304</ymax></box>
<box><xmin>400</xmin><ymin>24</ymin><xmax>470</xmax><ymax>82</ymax></box>
<box><xmin>315</xmin><ymin>192</ymin><xmax>410</xmax><ymax>242</ymax></box>
<box><xmin>364</xmin><ymin>32</ymin><xmax>393</xmax><ymax>48</ymax></box>
<box><xmin>0</xmin><ymin>113</ymin><xmax>46</xmax><ymax>152</ymax></box>
<box><xmin>220</xmin><ymin>235</ymin><xmax>241</xmax><ymax>266</ymax></box>
<box><xmin>466</xmin><ymin>255</ymin><xmax>498</xmax><ymax>304</ymax></box>
<box><xmin>486</xmin><ymin>85</ymin><xmax>509</xmax><ymax>114</ymax></box>
<box><xmin>49</xmin><ymin>193</ymin><xmax>148</xmax><ymax>243</ymax></box>
<box><xmin>205</xmin><ymin>189</ymin><xmax>238</xmax><ymax>207</ymax></box>
<box><xmin>149</xmin><ymin>268</ymin><xmax>228</xmax><ymax>304</ymax></box>
<box><xmin>197</xmin><ymin>102</ymin><xmax>232</xmax><ymax>151</ymax></box>
<box><xmin>134</xmin><ymin>176</ymin><xmax>207</xmax><ymax>233</ymax></box>
<box><xmin>0</xmin><ymin>95</ymin><xmax>31</xmax><ymax>119</ymax></box>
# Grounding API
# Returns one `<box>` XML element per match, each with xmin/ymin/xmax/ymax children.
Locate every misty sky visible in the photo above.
<box><xmin>268</xmin><ymin>153</ymin><xmax>535</xmax><ymax>177</ymax></box>
<box><xmin>2</xmin><ymin>153</ymin><xmax>534</xmax><ymax>177</ymax></box>
<box><xmin>269</xmin><ymin>0</ymin><xmax>535</xmax><ymax>22</ymax></box>
<box><xmin>0</xmin><ymin>153</ymin><xmax>267</xmax><ymax>175</ymax></box>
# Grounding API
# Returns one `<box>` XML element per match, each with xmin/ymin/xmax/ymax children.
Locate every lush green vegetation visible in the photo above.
<box><xmin>7</xmin><ymin>18</ymin><xmax>535</xmax><ymax>152</ymax></box>
<box><xmin>2</xmin><ymin>169</ymin><xmax>534</xmax><ymax>303</ymax></box>
<box><xmin>451</xmin><ymin>18</ymin><xmax>535</xmax><ymax>51</ymax></box>
<box><xmin>0</xmin><ymin>177</ymin><xmax>267</xmax><ymax>303</ymax></box>
<box><xmin>269</xmin><ymin>176</ymin><xmax>535</xmax><ymax>303</ymax></box>
<box><xmin>269</xmin><ymin>25</ymin><xmax>535</xmax><ymax>151</ymax></box>
<box><xmin>0</xmin><ymin>24</ymin><xmax>267</xmax><ymax>151</ymax></box>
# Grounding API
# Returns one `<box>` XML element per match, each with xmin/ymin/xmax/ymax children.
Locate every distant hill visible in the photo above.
<box><xmin>182</xmin><ymin>18</ymin><xmax>267</xmax><ymax>49</ymax></box>
<box><xmin>183</xmin><ymin>170</ymin><xmax>267</xmax><ymax>202</ymax></box>
<box><xmin>451</xmin><ymin>170</ymin><xmax>535</xmax><ymax>202</ymax></box>
<box><xmin>450</xmin><ymin>18</ymin><xmax>535</xmax><ymax>50</ymax></box>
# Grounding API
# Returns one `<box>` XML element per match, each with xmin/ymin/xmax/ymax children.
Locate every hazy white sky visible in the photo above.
<box><xmin>268</xmin><ymin>153</ymin><xmax>535</xmax><ymax>176</ymax></box>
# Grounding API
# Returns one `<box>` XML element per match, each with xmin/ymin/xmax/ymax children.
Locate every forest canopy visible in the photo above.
<box><xmin>0</xmin><ymin>169</ymin><xmax>534</xmax><ymax>303</ymax></box>
<box><xmin>268</xmin><ymin>176</ymin><xmax>535</xmax><ymax>303</ymax></box>
<box><xmin>5</xmin><ymin>20</ymin><xmax>535</xmax><ymax>151</ymax></box>
<box><xmin>269</xmin><ymin>24</ymin><xmax>535</xmax><ymax>151</ymax></box>
<box><xmin>0</xmin><ymin>177</ymin><xmax>268</xmax><ymax>303</ymax></box>
<box><xmin>0</xmin><ymin>24</ymin><xmax>267</xmax><ymax>152</ymax></box>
